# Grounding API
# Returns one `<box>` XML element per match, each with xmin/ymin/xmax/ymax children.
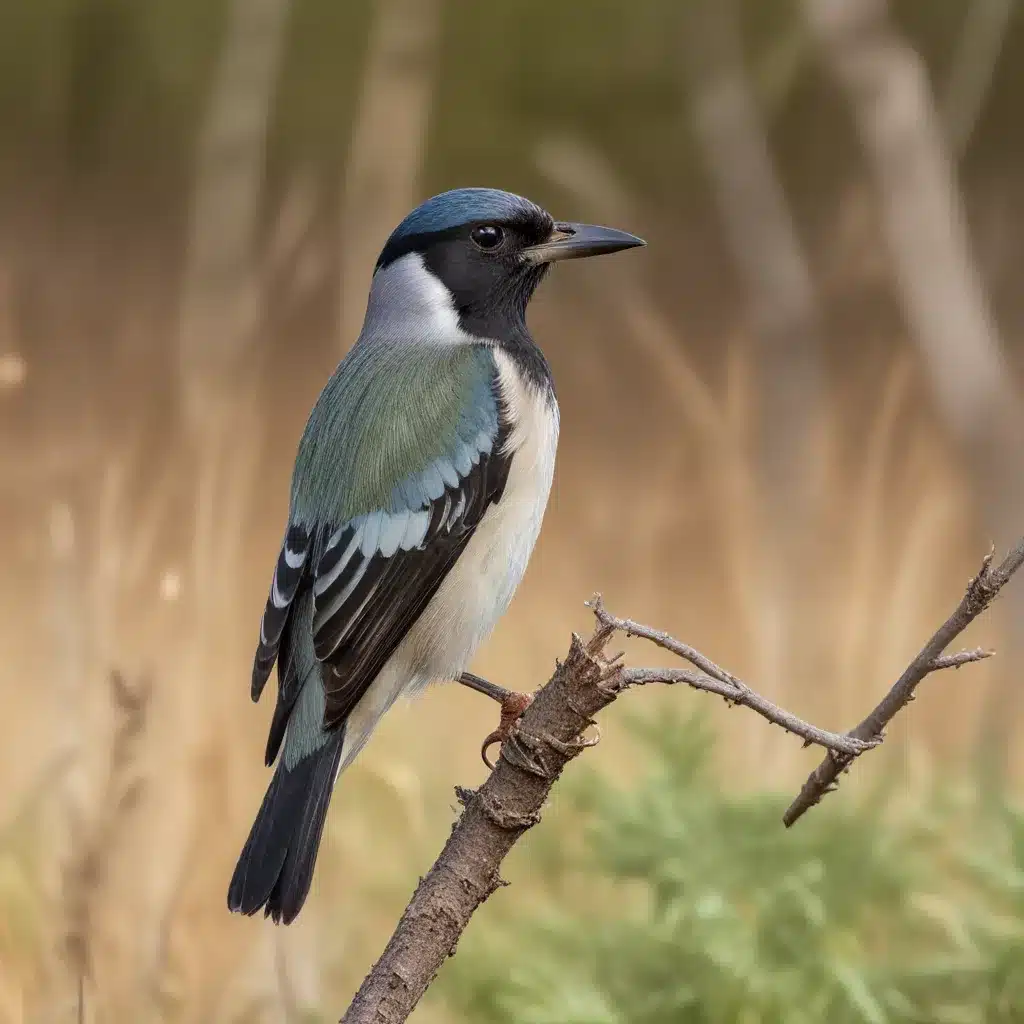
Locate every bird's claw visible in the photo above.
<box><xmin>543</xmin><ymin>723</ymin><xmax>602</xmax><ymax>757</ymax></box>
<box><xmin>500</xmin><ymin>731</ymin><xmax>554</xmax><ymax>777</ymax></box>
<box><xmin>481</xmin><ymin>690</ymin><xmax>535</xmax><ymax>769</ymax></box>
<box><xmin>492</xmin><ymin>722</ymin><xmax>604</xmax><ymax>779</ymax></box>
<box><xmin>471</xmin><ymin>674</ymin><xmax>602</xmax><ymax>773</ymax></box>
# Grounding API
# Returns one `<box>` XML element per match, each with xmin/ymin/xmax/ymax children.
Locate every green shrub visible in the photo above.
<box><xmin>441</xmin><ymin>715</ymin><xmax>1024</xmax><ymax>1024</ymax></box>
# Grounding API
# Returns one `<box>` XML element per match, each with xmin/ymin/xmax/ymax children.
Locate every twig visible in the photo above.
<box><xmin>930</xmin><ymin>649</ymin><xmax>992</xmax><ymax>671</ymax></box>
<box><xmin>592</xmin><ymin>598</ymin><xmax>876</xmax><ymax>757</ymax></box>
<box><xmin>618</xmin><ymin>667</ymin><xmax>872</xmax><ymax>756</ymax></box>
<box><xmin>340</xmin><ymin>540</ymin><xmax>1023</xmax><ymax>1022</ymax></box>
<box><xmin>783</xmin><ymin>539</ymin><xmax>1024</xmax><ymax>826</ymax></box>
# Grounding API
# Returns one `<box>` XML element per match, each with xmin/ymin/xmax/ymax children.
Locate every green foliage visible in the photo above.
<box><xmin>441</xmin><ymin>715</ymin><xmax>1024</xmax><ymax>1024</ymax></box>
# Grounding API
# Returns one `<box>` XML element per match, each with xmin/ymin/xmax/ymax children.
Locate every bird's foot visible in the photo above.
<box><xmin>500</xmin><ymin>722</ymin><xmax>603</xmax><ymax>779</ymax></box>
<box><xmin>458</xmin><ymin>672</ymin><xmax>535</xmax><ymax>770</ymax></box>
<box><xmin>480</xmin><ymin>691</ymin><xmax>535</xmax><ymax>770</ymax></box>
<box><xmin>457</xmin><ymin>672</ymin><xmax>602</xmax><ymax>774</ymax></box>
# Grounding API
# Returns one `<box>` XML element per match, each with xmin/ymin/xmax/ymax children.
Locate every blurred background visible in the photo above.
<box><xmin>1</xmin><ymin>0</ymin><xmax>1023</xmax><ymax>1020</ymax></box>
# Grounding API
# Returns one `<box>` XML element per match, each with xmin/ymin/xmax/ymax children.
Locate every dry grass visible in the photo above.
<box><xmin>62</xmin><ymin>671</ymin><xmax>151</xmax><ymax>1021</ymax></box>
<box><xmin>0</xmin><ymin>301</ymin><xmax>1013</xmax><ymax>1020</ymax></box>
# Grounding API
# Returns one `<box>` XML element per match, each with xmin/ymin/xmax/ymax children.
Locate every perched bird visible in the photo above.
<box><xmin>227</xmin><ymin>187</ymin><xmax>644</xmax><ymax>924</ymax></box>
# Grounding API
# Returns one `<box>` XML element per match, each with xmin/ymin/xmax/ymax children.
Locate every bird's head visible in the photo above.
<box><xmin>367</xmin><ymin>187</ymin><xmax>644</xmax><ymax>345</ymax></box>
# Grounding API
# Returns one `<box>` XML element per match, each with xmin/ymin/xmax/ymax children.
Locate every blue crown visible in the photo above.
<box><xmin>387</xmin><ymin>188</ymin><xmax>548</xmax><ymax>243</ymax></box>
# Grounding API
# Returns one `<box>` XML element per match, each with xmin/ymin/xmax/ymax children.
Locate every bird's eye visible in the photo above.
<box><xmin>470</xmin><ymin>224</ymin><xmax>505</xmax><ymax>251</ymax></box>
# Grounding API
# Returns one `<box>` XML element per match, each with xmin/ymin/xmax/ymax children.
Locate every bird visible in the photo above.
<box><xmin>227</xmin><ymin>187</ymin><xmax>644</xmax><ymax>924</ymax></box>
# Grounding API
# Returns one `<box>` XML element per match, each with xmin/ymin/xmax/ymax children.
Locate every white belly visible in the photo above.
<box><xmin>338</xmin><ymin>352</ymin><xmax>558</xmax><ymax>769</ymax></box>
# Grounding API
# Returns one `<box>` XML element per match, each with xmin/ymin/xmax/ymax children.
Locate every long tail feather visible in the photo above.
<box><xmin>227</xmin><ymin>730</ymin><xmax>344</xmax><ymax>925</ymax></box>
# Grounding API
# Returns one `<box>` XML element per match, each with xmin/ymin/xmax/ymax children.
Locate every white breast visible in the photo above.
<box><xmin>405</xmin><ymin>348</ymin><xmax>559</xmax><ymax>678</ymax></box>
<box><xmin>336</xmin><ymin>349</ymin><xmax>558</xmax><ymax>770</ymax></box>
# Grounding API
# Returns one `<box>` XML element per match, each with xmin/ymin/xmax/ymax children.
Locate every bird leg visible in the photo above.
<box><xmin>458</xmin><ymin>672</ymin><xmax>535</xmax><ymax>769</ymax></box>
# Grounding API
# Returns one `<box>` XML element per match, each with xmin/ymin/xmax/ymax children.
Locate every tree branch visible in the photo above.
<box><xmin>340</xmin><ymin>539</ymin><xmax>1023</xmax><ymax>1022</ymax></box>
<box><xmin>591</xmin><ymin>600</ymin><xmax>877</xmax><ymax>757</ymax></box>
<box><xmin>340</xmin><ymin>631</ymin><xmax>617</xmax><ymax>1023</ymax></box>
<box><xmin>783</xmin><ymin>538</ymin><xmax>1024</xmax><ymax>825</ymax></box>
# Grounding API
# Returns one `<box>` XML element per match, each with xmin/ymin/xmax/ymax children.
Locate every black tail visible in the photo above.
<box><xmin>227</xmin><ymin>731</ymin><xmax>344</xmax><ymax>924</ymax></box>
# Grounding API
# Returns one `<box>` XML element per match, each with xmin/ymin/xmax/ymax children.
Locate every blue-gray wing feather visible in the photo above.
<box><xmin>312</xmin><ymin>406</ymin><xmax>512</xmax><ymax>729</ymax></box>
<box><xmin>250</xmin><ymin>359</ymin><xmax>513</xmax><ymax>758</ymax></box>
<box><xmin>252</xmin><ymin>524</ymin><xmax>312</xmax><ymax>701</ymax></box>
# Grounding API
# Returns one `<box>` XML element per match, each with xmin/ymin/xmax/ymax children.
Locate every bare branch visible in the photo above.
<box><xmin>591</xmin><ymin>599</ymin><xmax>873</xmax><ymax>757</ymax></box>
<box><xmin>340</xmin><ymin>540</ymin><xmax>1022</xmax><ymax>1021</ymax></box>
<box><xmin>619</xmin><ymin>668</ymin><xmax>872</xmax><ymax>757</ymax></box>
<box><xmin>783</xmin><ymin>539</ymin><xmax>1024</xmax><ymax>826</ymax></box>
<box><xmin>930</xmin><ymin>649</ymin><xmax>993</xmax><ymax>671</ymax></box>
<box><xmin>589</xmin><ymin>600</ymin><xmax>746</xmax><ymax>689</ymax></box>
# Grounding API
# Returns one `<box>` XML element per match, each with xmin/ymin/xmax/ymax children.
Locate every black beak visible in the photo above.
<box><xmin>523</xmin><ymin>221</ymin><xmax>646</xmax><ymax>264</ymax></box>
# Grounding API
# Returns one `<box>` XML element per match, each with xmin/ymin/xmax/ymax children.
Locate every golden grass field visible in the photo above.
<box><xmin>1</xmin><ymin>275</ymin><xmax>1016</xmax><ymax>1021</ymax></box>
<box><xmin>2</xmin><ymin>1</ymin><xmax>1024</xmax><ymax>1017</ymax></box>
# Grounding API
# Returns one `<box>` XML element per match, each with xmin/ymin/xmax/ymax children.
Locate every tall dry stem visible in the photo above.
<box><xmin>61</xmin><ymin>672</ymin><xmax>151</xmax><ymax>1018</ymax></box>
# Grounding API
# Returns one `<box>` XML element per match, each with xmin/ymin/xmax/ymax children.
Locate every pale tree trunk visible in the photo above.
<box><xmin>177</xmin><ymin>0</ymin><xmax>290</xmax><ymax>640</ymax></box>
<box><xmin>168</xmin><ymin>0</ymin><xmax>310</xmax><ymax>1016</ymax></box>
<box><xmin>941</xmin><ymin>0</ymin><xmax>1014</xmax><ymax>156</ymax></box>
<box><xmin>338</xmin><ymin>0</ymin><xmax>444</xmax><ymax>347</ymax></box>
<box><xmin>804</xmin><ymin>0</ymin><xmax>1024</xmax><ymax>783</ymax></box>
<box><xmin>178</xmin><ymin>0</ymin><xmax>290</xmax><ymax>419</ymax></box>
<box><xmin>682</xmin><ymin>0</ymin><xmax>826</xmax><ymax>744</ymax></box>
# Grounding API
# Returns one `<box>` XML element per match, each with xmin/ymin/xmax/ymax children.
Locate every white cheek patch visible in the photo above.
<box><xmin>364</xmin><ymin>253</ymin><xmax>476</xmax><ymax>347</ymax></box>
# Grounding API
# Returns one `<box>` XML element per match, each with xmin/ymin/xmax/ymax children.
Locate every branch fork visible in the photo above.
<box><xmin>341</xmin><ymin>539</ymin><xmax>1024</xmax><ymax>1023</ymax></box>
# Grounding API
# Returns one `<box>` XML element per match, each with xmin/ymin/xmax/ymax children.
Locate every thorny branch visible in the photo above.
<box><xmin>341</xmin><ymin>539</ymin><xmax>1023</xmax><ymax>1024</ymax></box>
